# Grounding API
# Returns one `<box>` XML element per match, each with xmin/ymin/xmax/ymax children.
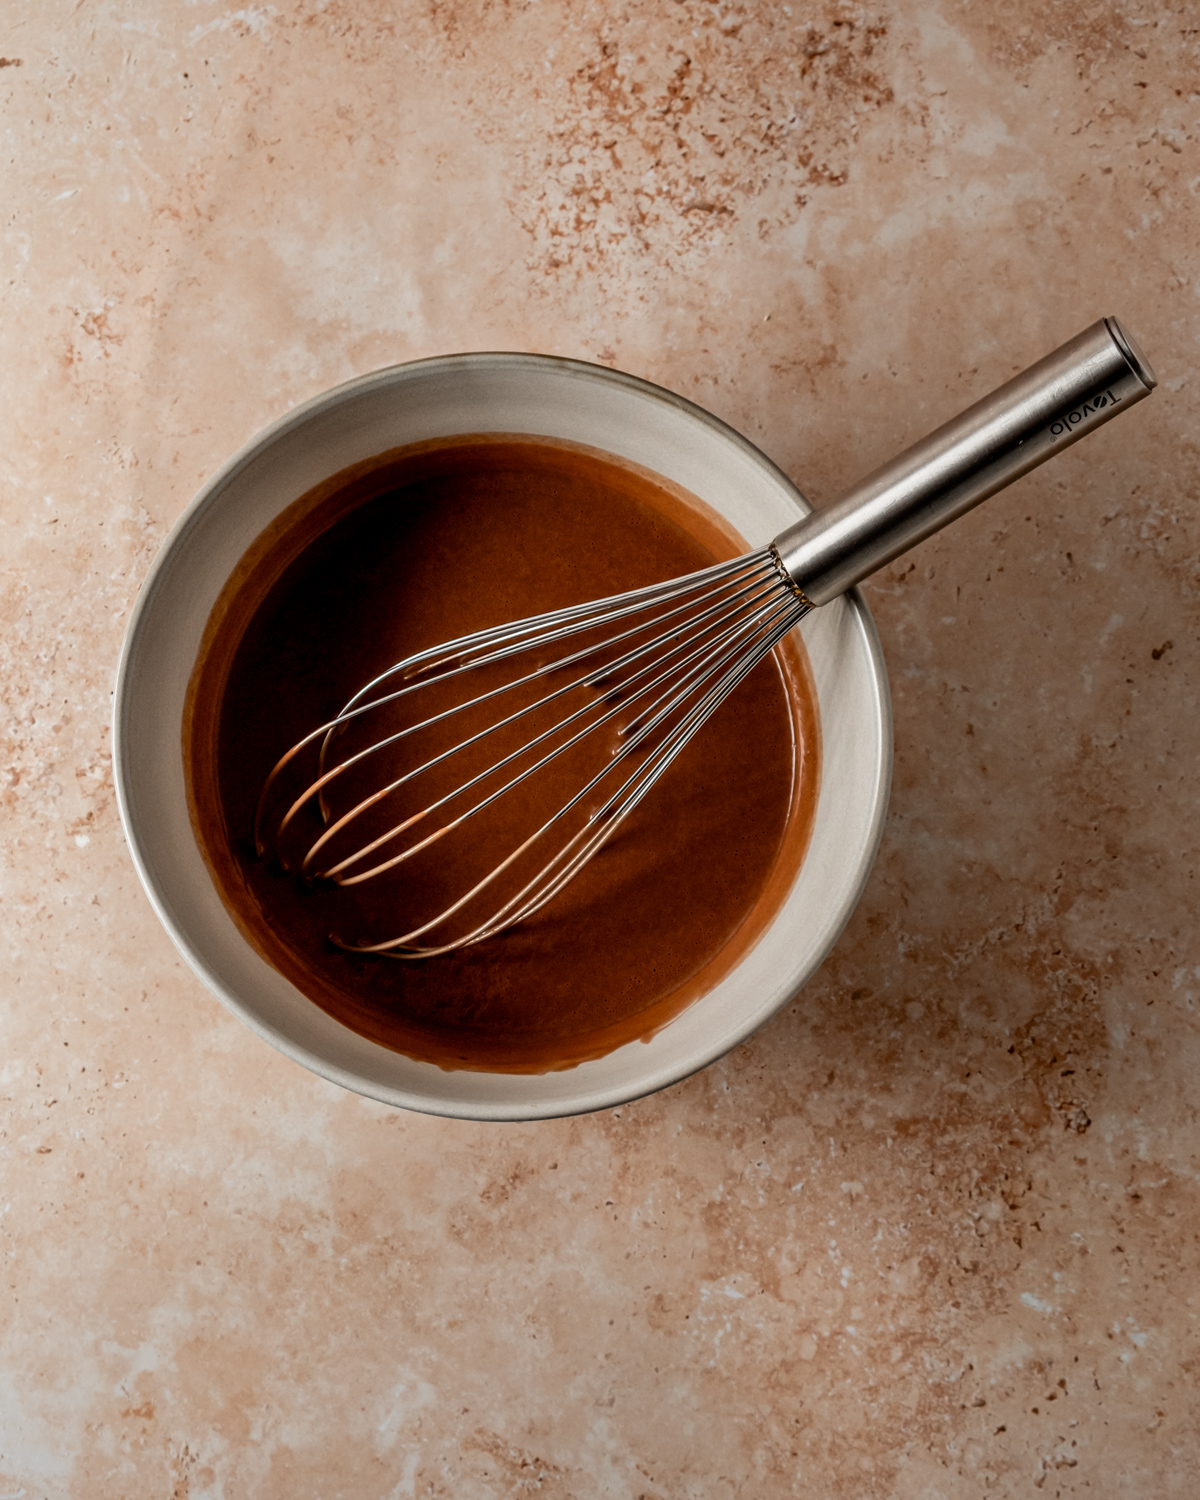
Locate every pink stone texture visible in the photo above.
<box><xmin>1</xmin><ymin>2</ymin><xmax>1198</xmax><ymax>1495</ymax></box>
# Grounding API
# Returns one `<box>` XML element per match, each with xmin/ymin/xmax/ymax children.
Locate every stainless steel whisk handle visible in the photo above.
<box><xmin>773</xmin><ymin>317</ymin><xmax>1157</xmax><ymax>607</ymax></box>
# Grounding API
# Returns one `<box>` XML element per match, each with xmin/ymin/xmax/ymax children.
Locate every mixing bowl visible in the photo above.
<box><xmin>114</xmin><ymin>354</ymin><xmax>891</xmax><ymax>1120</ymax></box>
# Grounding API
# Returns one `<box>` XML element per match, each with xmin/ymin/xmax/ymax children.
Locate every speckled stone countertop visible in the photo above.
<box><xmin>2</xmin><ymin>3</ymin><xmax>1198</xmax><ymax>1495</ymax></box>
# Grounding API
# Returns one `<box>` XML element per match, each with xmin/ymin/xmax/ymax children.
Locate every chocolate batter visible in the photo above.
<box><xmin>185</xmin><ymin>437</ymin><xmax>820</xmax><ymax>1072</ymax></box>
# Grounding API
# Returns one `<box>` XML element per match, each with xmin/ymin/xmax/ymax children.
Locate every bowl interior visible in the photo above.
<box><xmin>115</xmin><ymin>354</ymin><xmax>891</xmax><ymax>1120</ymax></box>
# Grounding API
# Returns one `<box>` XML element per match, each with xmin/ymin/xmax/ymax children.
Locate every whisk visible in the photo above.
<box><xmin>256</xmin><ymin>318</ymin><xmax>1155</xmax><ymax>957</ymax></box>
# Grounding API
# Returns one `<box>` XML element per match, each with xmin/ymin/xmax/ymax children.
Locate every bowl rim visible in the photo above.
<box><xmin>114</xmin><ymin>351</ymin><xmax>893</xmax><ymax>1118</ymax></box>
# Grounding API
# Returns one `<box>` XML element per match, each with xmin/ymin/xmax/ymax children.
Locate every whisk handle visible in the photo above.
<box><xmin>772</xmin><ymin>317</ymin><xmax>1156</xmax><ymax>607</ymax></box>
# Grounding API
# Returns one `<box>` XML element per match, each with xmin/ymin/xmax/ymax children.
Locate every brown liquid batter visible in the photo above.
<box><xmin>185</xmin><ymin>437</ymin><xmax>820</xmax><ymax>1072</ymax></box>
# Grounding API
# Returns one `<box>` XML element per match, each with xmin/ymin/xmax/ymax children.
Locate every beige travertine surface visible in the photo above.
<box><xmin>2</xmin><ymin>1</ymin><xmax>1198</xmax><ymax>1494</ymax></box>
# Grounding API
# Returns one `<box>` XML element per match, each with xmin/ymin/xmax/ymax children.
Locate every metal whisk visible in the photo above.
<box><xmin>256</xmin><ymin>318</ymin><xmax>1155</xmax><ymax>957</ymax></box>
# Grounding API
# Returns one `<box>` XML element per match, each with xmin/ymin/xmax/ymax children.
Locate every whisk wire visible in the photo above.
<box><xmin>310</xmin><ymin>551</ymin><xmax>781</xmax><ymax>799</ymax></box>
<box><xmin>285</xmin><ymin>555</ymin><xmax>779</xmax><ymax>864</ymax></box>
<box><xmin>340</xmin><ymin>595</ymin><xmax>808</xmax><ymax>956</ymax></box>
<box><xmin>260</xmin><ymin>547</ymin><xmax>808</xmax><ymax>956</ymax></box>
<box><xmin>455</xmin><ymin>597</ymin><xmax>810</xmax><ymax>951</ymax></box>
<box><xmin>258</xmin><ymin>551</ymin><xmax>778</xmax><ymax>852</ymax></box>
<box><xmin>330</xmin><ymin>587</ymin><xmax>808</xmax><ymax>954</ymax></box>
<box><xmin>309</xmin><ymin>558</ymin><xmax>794</xmax><ymax>886</ymax></box>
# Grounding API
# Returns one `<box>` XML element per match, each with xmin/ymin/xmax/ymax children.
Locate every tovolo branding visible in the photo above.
<box><xmin>1049</xmin><ymin>389</ymin><xmax>1121</xmax><ymax>437</ymax></box>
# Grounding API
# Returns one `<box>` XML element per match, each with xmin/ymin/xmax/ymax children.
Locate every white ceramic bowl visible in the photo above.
<box><xmin>114</xmin><ymin>354</ymin><xmax>891</xmax><ymax>1120</ymax></box>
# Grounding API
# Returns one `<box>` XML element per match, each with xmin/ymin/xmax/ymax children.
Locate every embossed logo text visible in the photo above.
<box><xmin>1049</xmin><ymin>388</ymin><xmax>1122</xmax><ymax>437</ymax></box>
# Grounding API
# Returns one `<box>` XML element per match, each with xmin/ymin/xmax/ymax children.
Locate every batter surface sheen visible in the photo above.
<box><xmin>185</xmin><ymin>437</ymin><xmax>821</xmax><ymax>1072</ymax></box>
